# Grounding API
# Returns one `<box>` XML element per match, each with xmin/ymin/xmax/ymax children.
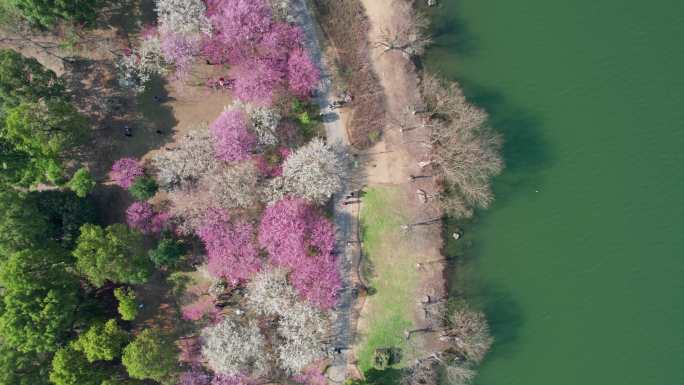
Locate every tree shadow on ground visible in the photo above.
<box><xmin>97</xmin><ymin>0</ymin><xmax>156</xmax><ymax>38</ymax></box>
<box><xmin>365</xmin><ymin>367</ymin><xmax>405</xmax><ymax>385</ymax></box>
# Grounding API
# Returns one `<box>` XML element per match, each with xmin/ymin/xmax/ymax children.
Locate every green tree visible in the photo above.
<box><xmin>0</xmin><ymin>190</ymin><xmax>95</xmax><ymax>254</ymax></box>
<box><xmin>0</xmin><ymin>247</ymin><xmax>79</xmax><ymax>353</ymax></box>
<box><xmin>0</xmin><ymin>190</ymin><xmax>49</xmax><ymax>253</ymax></box>
<box><xmin>148</xmin><ymin>237</ymin><xmax>185</xmax><ymax>268</ymax></box>
<box><xmin>73</xmin><ymin>224</ymin><xmax>152</xmax><ymax>286</ymax></box>
<box><xmin>72</xmin><ymin>319</ymin><xmax>128</xmax><ymax>362</ymax></box>
<box><xmin>113</xmin><ymin>287</ymin><xmax>138</xmax><ymax>321</ymax></box>
<box><xmin>49</xmin><ymin>346</ymin><xmax>106</xmax><ymax>385</ymax></box>
<box><xmin>122</xmin><ymin>329</ymin><xmax>177</xmax><ymax>383</ymax></box>
<box><xmin>27</xmin><ymin>190</ymin><xmax>96</xmax><ymax>248</ymax></box>
<box><xmin>67</xmin><ymin>167</ymin><xmax>96</xmax><ymax>197</ymax></box>
<box><xmin>1</xmin><ymin>99</ymin><xmax>87</xmax><ymax>186</ymax></box>
<box><xmin>9</xmin><ymin>0</ymin><xmax>101</xmax><ymax>27</ymax></box>
<box><xmin>0</xmin><ymin>345</ymin><xmax>51</xmax><ymax>385</ymax></box>
<box><xmin>128</xmin><ymin>176</ymin><xmax>158</xmax><ymax>201</ymax></box>
<box><xmin>0</xmin><ymin>49</ymin><xmax>64</xmax><ymax>109</ymax></box>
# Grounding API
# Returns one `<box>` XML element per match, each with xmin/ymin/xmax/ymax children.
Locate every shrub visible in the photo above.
<box><xmin>72</xmin><ymin>319</ymin><xmax>128</xmax><ymax>362</ymax></box>
<box><xmin>114</xmin><ymin>287</ymin><xmax>138</xmax><ymax>321</ymax></box>
<box><xmin>110</xmin><ymin>158</ymin><xmax>144</xmax><ymax>189</ymax></box>
<box><xmin>129</xmin><ymin>176</ymin><xmax>158</xmax><ymax>201</ymax></box>
<box><xmin>67</xmin><ymin>168</ymin><xmax>96</xmax><ymax>198</ymax></box>
<box><xmin>122</xmin><ymin>328</ymin><xmax>177</xmax><ymax>382</ymax></box>
<box><xmin>149</xmin><ymin>237</ymin><xmax>185</xmax><ymax>268</ymax></box>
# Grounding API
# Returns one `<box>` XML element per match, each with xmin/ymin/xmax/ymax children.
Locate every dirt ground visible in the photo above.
<box><xmin>350</xmin><ymin>0</ymin><xmax>451</xmax><ymax>370</ymax></box>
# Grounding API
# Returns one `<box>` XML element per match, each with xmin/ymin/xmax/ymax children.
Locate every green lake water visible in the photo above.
<box><xmin>427</xmin><ymin>1</ymin><xmax>684</xmax><ymax>384</ymax></box>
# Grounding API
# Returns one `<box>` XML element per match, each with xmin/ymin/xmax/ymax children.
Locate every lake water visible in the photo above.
<box><xmin>426</xmin><ymin>1</ymin><xmax>684</xmax><ymax>384</ymax></box>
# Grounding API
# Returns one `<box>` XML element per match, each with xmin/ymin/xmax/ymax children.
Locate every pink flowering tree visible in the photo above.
<box><xmin>203</xmin><ymin>0</ymin><xmax>272</xmax><ymax>64</ymax></box>
<box><xmin>161</xmin><ymin>32</ymin><xmax>201</xmax><ymax>80</ymax></box>
<box><xmin>182</xmin><ymin>296</ymin><xmax>219</xmax><ymax>322</ymax></box>
<box><xmin>197</xmin><ymin>209</ymin><xmax>261</xmax><ymax>285</ymax></box>
<box><xmin>211</xmin><ymin>375</ymin><xmax>255</xmax><ymax>385</ymax></box>
<box><xmin>232</xmin><ymin>57</ymin><xmax>285</xmax><ymax>103</ymax></box>
<box><xmin>287</xmin><ymin>48</ymin><xmax>320</xmax><ymax>98</ymax></box>
<box><xmin>111</xmin><ymin>158</ymin><xmax>144</xmax><ymax>188</ymax></box>
<box><xmin>209</xmin><ymin>108</ymin><xmax>256</xmax><ymax>162</ymax></box>
<box><xmin>258</xmin><ymin>198</ymin><xmax>340</xmax><ymax>308</ymax></box>
<box><xmin>179</xmin><ymin>370</ymin><xmax>212</xmax><ymax>385</ymax></box>
<box><xmin>126</xmin><ymin>201</ymin><xmax>168</xmax><ymax>234</ymax></box>
<box><xmin>256</xmin><ymin>147</ymin><xmax>290</xmax><ymax>177</ymax></box>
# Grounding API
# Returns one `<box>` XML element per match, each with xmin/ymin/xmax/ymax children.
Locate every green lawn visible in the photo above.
<box><xmin>357</xmin><ymin>187</ymin><xmax>422</xmax><ymax>376</ymax></box>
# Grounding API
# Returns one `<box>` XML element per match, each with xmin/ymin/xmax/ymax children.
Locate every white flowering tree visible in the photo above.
<box><xmin>155</xmin><ymin>0</ymin><xmax>211</xmax><ymax>36</ymax></box>
<box><xmin>201</xmin><ymin>162</ymin><xmax>259</xmax><ymax>209</ymax></box>
<box><xmin>279</xmin><ymin>138</ymin><xmax>348</xmax><ymax>204</ymax></box>
<box><xmin>153</xmin><ymin>127</ymin><xmax>217</xmax><ymax>190</ymax></box>
<box><xmin>201</xmin><ymin>318</ymin><xmax>269</xmax><ymax>376</ymax></box>
<box><xmin>117</xmin><ymin>34</ymin><xmax>167</xmax><ymax>92</ymax></box>
<box><xmin>245</xmin><ymin>268</ymin><xmax>298</xmax><ymax>316</ymax></box>
<box><xmin>245</xmin><ymin>269</ymin><xmax>329</xmax><ymax>374</ymax></box>
<box><xmin>249</xmin><ymin>106</ymin><xmax>280</xmax><ymax>146</ymax></box>
<box><xmin>277</xmin><ymin>301</ymin><xmax>329</xmax><ymax>373</ymax></box>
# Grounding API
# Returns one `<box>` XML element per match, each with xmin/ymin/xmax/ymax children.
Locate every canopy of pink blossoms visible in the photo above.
<box><xmin>111</xmin><ymin>158</ymin><xmax>144</xmax><ymax>188</ymax></box>
<box><xmin>126</xmin><ymin>202</ymin><xmax>168</xmax><ymax>234</ymax></box>
<box><xmin>197</xmin><ymin>209</ymin><xmax>261</xmax><ymax>285</ymax></box>
<box><xmin>202</xmin><ymin>0</ymin><xmax>319</xmax><ymax>102</ymax></box>
<box><xmin>258</xmin><ymin>198</ymin><xmax>340</xmax><ymax>309</ymax></box>
<box><xmin>209</xmin><ymin>108</ymin><xmax>256</xmax><ymax>162</ymax></box>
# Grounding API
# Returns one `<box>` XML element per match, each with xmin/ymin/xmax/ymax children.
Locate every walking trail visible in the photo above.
<box><xmin>295</xmin><ymin>0</ymin><xmax>449</xmax><ymax>381</ymax></box>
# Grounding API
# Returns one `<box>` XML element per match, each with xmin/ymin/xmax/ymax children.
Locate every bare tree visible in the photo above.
<box><xmin>375</xmin><ymin>2</ymin><xmax>432</xmax><ymax>58</ymax></box>
<box><xmin>420</xmin><ymin>73</ymin><xmax>503</xmax><ymax>217</ymax></box>
<box><xmin>440</xmin><ymin>306</ymin><xmax>493</xmax><ymax>364</ymax></box>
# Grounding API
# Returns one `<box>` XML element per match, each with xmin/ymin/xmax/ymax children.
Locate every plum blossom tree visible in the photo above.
<box><xmin>244</xmin><ymin>269</ymin><xmax>331</xmax><ymax>372</ymax></box>
<box><xmin>277</xmin><ymin>301</ymin><xmax>328</xmax><ymax>373</ymax></box>
<box><xmin>258</xmin><ymin>198</ymin><xmax>340</xmax><ymax>308</ymax></box>
<box><xmin>210</xmin><ymin>108</ymin><xmax>256</xmax><ymax>162</ymax></box>
<box><xmin>255</xmin><ymin>147</ymin><xmax>290</xmax><ymax>178</ymax></box>
<box><xmin>211</xmin><ymin>375</ymin><xmax>255</xmax><ymax>385</ymax></box>
<box><xmin>160</xmin><ymin>32</ymin><xmax>202</xmax><ymax>80</ymax></box>
<box><xmin>288</xmin><ymin>253</ymin><xmax>340</xmax><ymax>310</ymax></box>
<box><xmin>287</xmin><ymin>48</ymin><xmax>320</xmax><ymax>98</ymax></box>
<box><xmin>201</xmin><ymin>162</ymin><xmax>258</xmax><ymax>209</ymax></box>
<box><xmin>178</xmin><ymin>370</ymin><xmax>212</xmax><ymax>385</ymax></box>
<box><xmin>110</xmin><ymin>158</ymin><xmax>144</xmax><ymax>189</ymax></box>
<box><xmin>153</xmin><ymin>127</ymin><xmax>217</xmax><ymax>190</ymax></box>
<box><xmin>280</xmin><ymin>139</ymin><xmax>348</xmax><ymax>204</ymax></box>
<box><xmin>117</xmin><ymin>32</ymin><xmax>166</xmax><ymax>92</ymax></box>
<box><xmin>197</xmin><ymin>209</ymin><xmax>261</xmax><ymax>285</ymax></box>
<box><xmin>201</xmin><ymin>317</ymin><xmax>269</xmax><ymax>376</ymax></box>
<box><xmin>245</xmin><ymin>268</ymin><xmax>297</xmax><ymax>316</ymax></box>
<box><xmin>155</xmin><ymin>0</ymin><xmax>211</xmax><ymax>36</ymax></box>
<box><xmin>181</xmin><ymin>296</ymin><xmax>219</xmax><ymax>322</ymax></box>
<box><xmin>232</xmin><ymin>57</ymin><xmax>285</xmax><ymax>103</ymax></box>
<box><xmin>203</xmin><ymin>0</ymin><xmax>273</xmax><ymax>64</ymax></box>
<box><xmin>125</xmin><ymin>202</ymin><xmax>168</xmax><ymax>234</ymax></box>
<box><xmin>249</xmin><ymin>106</ymin><xmax>280</xmax><ymax>146</ymax></box>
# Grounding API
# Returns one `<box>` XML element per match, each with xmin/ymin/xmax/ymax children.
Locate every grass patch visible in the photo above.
<box><xmin>357</xmin><ymin>187</ymin><xmax>421</xmax><ymax>374</ymax></box>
